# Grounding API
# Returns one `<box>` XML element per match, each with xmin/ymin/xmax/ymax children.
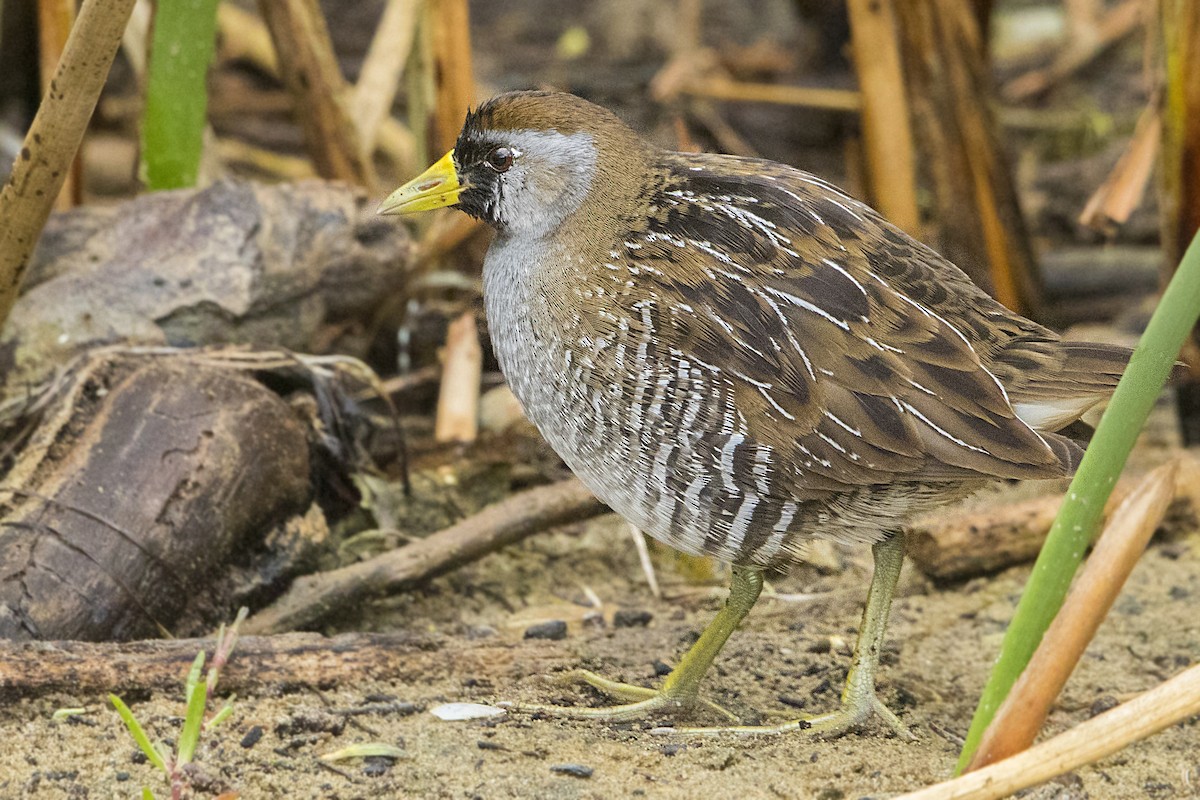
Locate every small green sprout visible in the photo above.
<box><xmin>110</xmin><ymin>608</ymin><xmax>248</xmax><ymax>800</ymax></box>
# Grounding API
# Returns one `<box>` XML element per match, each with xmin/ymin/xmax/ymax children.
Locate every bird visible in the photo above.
<box><xmin>377</xmin><ymin>90</ymin><xmax>1131</xmax><ymax>738</ymax></box>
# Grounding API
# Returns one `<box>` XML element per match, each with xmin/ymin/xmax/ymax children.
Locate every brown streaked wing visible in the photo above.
<box><xmin>622</xmin><ymin>151</ymin><xmax>1076</xmax><ymax>492</ymax></box>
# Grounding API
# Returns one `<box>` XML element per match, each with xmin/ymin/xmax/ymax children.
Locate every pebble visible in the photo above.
<box><xmin>240</xmin><ymin>725</ymin><xmax>264</xmax><ymax>749</ymax></box>
<box><xmin>613</xmin><ymin>609</ymin><xmax>653</xmax><ymax>628</ymax></box>
<box><xmin>524</xmin><ymin>620</ymin><xmax>568</xmax><ymax>640</ymax></box>
<box><xmin>550</xmin><ymin>763</ymin><xmax>594</xmax><ymax>778</ymax></box>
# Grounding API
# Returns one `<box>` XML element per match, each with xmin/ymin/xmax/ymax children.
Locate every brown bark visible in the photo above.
<box><xmin>0</xmin><ymin>354</ymin><xmax>313</xmax><ymax>641</ymax></box>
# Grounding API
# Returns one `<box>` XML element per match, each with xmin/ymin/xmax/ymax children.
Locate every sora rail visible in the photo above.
<box><xmin>379</xmin><ymin>91</ymin><xmax>1130</xmax><ymax>738</ymax></box>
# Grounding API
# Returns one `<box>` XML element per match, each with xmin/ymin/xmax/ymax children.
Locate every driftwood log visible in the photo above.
<box><xmin>907</xmin><ymin>456</ymin><xmax>1200</xmax><ymax>580</ymax></box>
<box><xmin>0</xmin><ymin>178</ymin><xmax>413</xmax><ymax>395</ymax></box>
<box><xmin>0</xmin><ymin>632</ymin><xmax>574</xmax><ymax>701</ymax></box>
<box><xmin>0</xmin><ymin>352</ymin><xmax>316</xmax><ymax>641</ymax></box>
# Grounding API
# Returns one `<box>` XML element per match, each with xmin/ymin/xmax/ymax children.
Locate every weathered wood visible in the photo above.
<box><xmin>908</xmin><ymin>457</ymin><xmax>1200</xmax><ymax>580</ymax></box>
<box><xmin>0</xmin><ymin>632</ymin><xmax>574</xmax><ymax>700</ymax></box>
<box><xmin>0</xmin><ymin>354</ymin><xmax>314</xmax><ymax>641</ymax></box>
<box><xmin>2</xmin><ymin>179</ymin><xmax>413</xmax><ymax>395</ymax></box>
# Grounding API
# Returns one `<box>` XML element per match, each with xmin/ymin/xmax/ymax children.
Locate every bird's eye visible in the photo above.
<box><xmin>486</xmin><ymin>146</ymin><xmax>514</xmax><ymax>173</ymax></box>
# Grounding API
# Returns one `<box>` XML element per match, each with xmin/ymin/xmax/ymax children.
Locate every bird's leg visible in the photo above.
<box><xmin>507</xmin><ymin>567</ymin><xmax>764</xmax><ymax>723</ymax></box>
<box><xmin>660</xmin><ymin>533</ymin><xmax>915</xmax><ymax>740</ymax></box>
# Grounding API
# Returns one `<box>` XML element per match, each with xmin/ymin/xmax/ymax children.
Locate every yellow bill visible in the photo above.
<box><xmin>377</xmin><ymin>150</ymin><xmax>463</xmax><ymax>215</ymax></box>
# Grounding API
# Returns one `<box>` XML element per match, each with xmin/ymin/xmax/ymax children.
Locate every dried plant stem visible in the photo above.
<box><xmin>1160</xmin><ymin>0</ymin><xmax>1200</xmax><ymax>274</ymax></box>
<box><xmin>1079</xmin><ymin>99</ymin><xmax>1162</xmax><ymax>233</ymax></box>
<box><xmin>899</xmin><ymin>663</ymin><xmax>1200</xmax><ymax>800</ymax></box>
<box><xmin>427</xmin><ymin>0</ymin><xmax>475</xmax><ymax>155</ymax></box>
<box><xmin>894</xmin><ymin>0</ymin><xmax>1040</xmax><ymax>313</ymax></box>
<box><xmin>846</xmin><ymin>0</ymin><xmax>920</xmax><ymax>233</ymax></box>
<box><xmin>0</xmin><ymin>0</ymin><xmax>137</xmax><ymax>330</ymax></box>
<box><xmin>36</xmin><ymin>0</ymin><xmax>80</xmax><ymax>210</ymax></box>
<box><xmin>434</xmin><ymin>310</ymin><xmax>482</xmax><ymax>443</ymax></box>
<box><xmin>966</xmin><ymin>461</ymin><xmax>1178</xmax><ymax>770</ymax></box>
<box><xmin>352</xmin><ymin>0</ymin><xmax>421</xmax><ymax>154</ymax></box>
<box><xmin>681</xmin><ymin>77</ymin><xmax>861</xmax><ymax>112</ymax></box>
<box><xmin>258</xmin><ymin>0</ymin><xmax>376</xmax><ymax>187</ymax></box>
<box><xmin>958</xmin><ymin>226</ymin><xmax>1200</xmax><ymax>771</ymax></box>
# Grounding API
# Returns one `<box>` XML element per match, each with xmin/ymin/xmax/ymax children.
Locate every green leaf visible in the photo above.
<box><xmin>207</xmin><ymin>695</ymin><xmax>236</xmax><ymax>731</ymax></box>
<box><xmin>140</xmin><ymin>0</ymin><xmax>221</xmax><ymax>189</ymax></box>
<box><xmin>109</xmin><ymin>694</ymin><xmax>169</xmax><ymax>774</ymax></box>
<box><xmin>177</xmin><ymin>668</ymin><xmax>209</xmax><ymax>766</ymax></box>
<box><xmin>319</xmin><ymin>742</ymin><xmax>409</xmax><ymax>762</ymax></box>
<box><xmin>958</xmin><ymin>228</ymin><xmax>1200</xmax><ymax>771</ymax></box>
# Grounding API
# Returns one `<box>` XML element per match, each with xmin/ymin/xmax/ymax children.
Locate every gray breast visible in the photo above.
<box><xmin>482</xmin><ymin>238</ymin><xmax>933</xmax><ymax>568</ymax></box>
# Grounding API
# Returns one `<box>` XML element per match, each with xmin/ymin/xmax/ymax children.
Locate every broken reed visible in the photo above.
<box><xmin>958</xmin><ymin>226</ymin><xmax>1200</xmax><ymax>771</ymax></box>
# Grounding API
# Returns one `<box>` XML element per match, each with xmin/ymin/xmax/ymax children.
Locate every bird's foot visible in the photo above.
<box><xmin>501</xmin><ymin>668</ymin><xmax>739</xmax><ymax>724</ymax></box>
<box><xmin>653</xmin><ymin>685</ymin><xmax>914</xmax><ymax>741</ymax></box>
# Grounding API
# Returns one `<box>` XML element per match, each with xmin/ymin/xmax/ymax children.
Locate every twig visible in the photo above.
<box><xmin>1003</xmin><ymin>0</ymin><xmax>1146</xmax><ymax>102</ymax></box>
<box><xmin>847</xmin><ymin>0</ymin><xmax>920</xmax><ymax>233</ymax></box>
<box><xmin>434</xmin><ymin>310</ymin><xmax>482</xmax><ymax>443</ymax></box>
<box><xmin>896</xmin><ymin>662</ymin><xmax>1200</xmax><ymax>800</ymax></box>
<box><xmin>244</xmin><ymin>477</ymin><xmax>606</xmax><ymax>634</ymax></box>
<box><xmin>628</xmin><ymin>524</ymin><xmax>661</xmax><ymax>599</ymax></box>
<box><xmin>966</xmin><ymin>460</ymin><xmax>1178</xmax><ymax>770</ymax></box>
<box><xmin>0</xmin><ymin>0</ymin><xmax>138</xmax><ymax>330</ymax></box>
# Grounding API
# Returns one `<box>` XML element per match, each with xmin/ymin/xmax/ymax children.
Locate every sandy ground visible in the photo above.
<box><xmin>1</xmin><ymin>435</ymin><xmax>1197</xmax><ymax>799</ymax></box>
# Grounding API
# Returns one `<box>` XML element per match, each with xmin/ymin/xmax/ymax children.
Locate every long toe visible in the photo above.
<box><xmin>501</xmin><ymin>669</ymin><xmax>738</xmax><ymax>724</ymax></box>
<box><xmin>653</xmin><ymin>692</ymin><xmax>914</xmax><ymax>740</ymax></box>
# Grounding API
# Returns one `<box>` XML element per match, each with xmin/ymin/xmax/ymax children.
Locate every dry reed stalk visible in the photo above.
<box><xmin>428</xmin><ymin>0</ymin><xmax>474</xmax><ymax>156</ymax></box>
<box><xmin>1080</xmin><ymin>100</ymin><xmax>1162</xmax><ymax>234</ymax></box>
<box><xmin>0</xmin><ymin>0</ymin><xmax>138</xmax><ymax>330</ymax></box>
<box><xmin>258</xmin><ymin>0</ymin><xmax>376</xmax><ymax>187</ymax></box>
<box><xmin>681</xmin><ymin>77</ymin><xmax>861</xmax><ymax>112</ymax></box>
<box><xmin>894</xmin><ymin>0</ymin><xmax>1041</xmax><ymax>314</ymax></box>
<box><xmin>36</xmin><ymin>0</ymin><xmax>81</xmax><ymax>210</ymax></box>
<box><xmin>966</xmin><ymin>460</ymin><xmax>1179</xmax><ymax>770</ymax></box>
<box><xmin>434</xmin><ymin>310</ymin><xmax>482</xmax><ymax>443</ymax></box>
<box><xmin>896</xmin><ymin>662</ymin><xmax>1200</xmax><ymax>800</ymax></box>
<box><xmin>352</xmin><ymin>0</ymin><xmax>421</xmax><ymax>155</ymax></box>
<box><xmin>846</xmin><ymin>0</ymin><xmax>920</xmax><ymax>234</ymax></box>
